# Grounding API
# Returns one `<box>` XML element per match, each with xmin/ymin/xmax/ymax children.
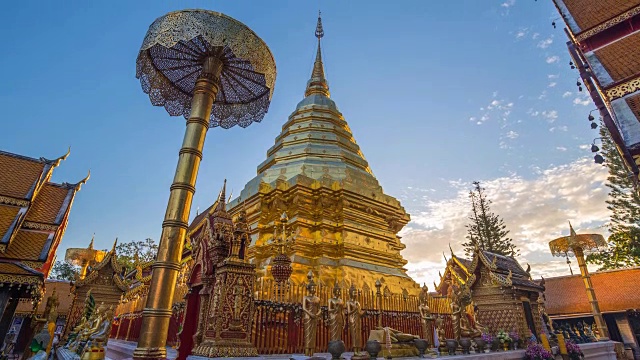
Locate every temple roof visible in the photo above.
<box><xmin>544</xmin><ymin>267</ymin><xmax>640</xmax><ymax>317</ymax></box>
<box><xmin>555</xmin><ymin>0</ymin><xmax>640</xmax><ymax>34</ymax></box>
<box><xmin>0</xmin><ymin>148</ymin><xmax>87</xmax><ymax>278</ymax></box>
<box><xmin>436</xmin><ymin>248</ymin><xmax>542</xmax><ymax>293</ymax></box>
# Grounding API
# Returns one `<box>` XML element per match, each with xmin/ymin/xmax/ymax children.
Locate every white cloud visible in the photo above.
<box><xmin>573</xmin><ymin>94</ymin><xmax>592</xmax><ymax>106</ymax></box>
<box><xmin>579</xmin><ymin>144</ymin><xmax>590</xmax><ymax>150</ymax></box>
<box><xmin>501</xmin><ymin>0</ymin><xmax>516</xmax><ymax>7</ymax></box>
<box><xmin>542</xmin><ymin>110</ymin><xmax>558</xmax><ymax>122</ymax></box>
<box><xmin>546</xmin><ymin>55</ymin><xmax>560</xmax><ymax>64</ymax></box>
<box><xmin>549</xmin><ymin>125</ymin><xmax>568</xmax><ymax>132</ymax></box>
<box><xmin>505</xmin><ymin>130</ymin><xmax>519</xmax><ymax>139</ymax></box>
<box><xmin>538</xmin><ymin>38</ymin><xmax>553</xmax><ymax>49</ymax></box>
<box><xmin>401</xmin><ymin>158</ymin><xmax>609</xmax><ymax>287</ymax></box>
<box><xmin>548</xmin><ymin>82</ymin><xmax>557</xmax><ymax>87</ymax></box>
<box><xmin>532</xmin><ymin>33</ymin><xmax>540</xmax><ymax>40</ymax></box>
<box><xmin>556</xmin><ymin>146</ymin><xmax>567</xmax><ymax>151</ymax></box>
<box><xmin>527</xmin><ymin>108</ymin><xmax>540</xmax><ymax>117</ymax></box>
<box><xmin>472</xmin><ymin>97</ymin><xmax>514</xmax><ymax>125</ymax></box>
<box><xmin>515</xmin><ymin>28</ymin><xmax>528</xmax><ymax>39</ymax></box>
<box><xmin>538</xmin><ymin>90</ymin><xmax>548</xmax><ymax>100</ymax></box>
<box><xmin>548</xmin><ymin>74</ymin><xmax>559</xmax><ymax>79</ymax></box>
<box><xmin>562</xmin><ymin>91</ymin><xmax>573</xmax><ymax>98</ymax></box>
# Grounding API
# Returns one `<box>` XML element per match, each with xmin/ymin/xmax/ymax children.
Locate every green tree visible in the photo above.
<box><xmin>462</xmin><ymin>181</ymin><xmax>519</xmax><ymax>257</ymax></box>
<box><xmin>587</xmin><ymin>123</ymin><xmax>640</xmax><ymax>269</ymax></box>
<box><xmin>116</xmin><ymin>238</ymin><xmax>158</xmax><ymax>272</ymax></box>
<box><xmin>49</xmin><ymin>260</ymin><xmax>79</xmax><ymax>281</ymax></box>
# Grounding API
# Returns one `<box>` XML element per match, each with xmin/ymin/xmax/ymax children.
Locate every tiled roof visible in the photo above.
<box><xmin>482</xmin><ymin>250</ymin><xmax>528</xmax><ymax>276</ymax></box>
<box><xmin>0</xmin><ymin>261</ymin><xmax>40</xmax><ymax>276</ymax></box>
<box><xmin>0</xmin><ymin>205</ymin><xmax>20</xmax><ymax>239</ymax></box>
<box><xmin>15</xmin><ymin>279</ymin><xmax>73</xmax><ymax>316</ymax></box>
<box><xmin>545</xmin><ymin>267</ymin><xmax>640</xmax><ymax>316</ymax></box>
<box><xmin>3</xmin><ymin>230</ymin><xmax>49</xmax><ymax>261</ymax></box>
<box><xmin>0</xmin><ymin>152</ymin><xmax>46</xmax><ymax>199</ymax></box>
<box><xmin>562</xmin><ymin>0</ymin><xmax>640</xmax><ymax>33</ymax></box>
<box><xmin>594</xmin><ymin>31</ymin><xmax>640</xmax><ymax>83</ymax></box>
<box><xmin>26</xmin><ymin>183</ymin><xmax>70</xmax><ymax>224</ymax></box>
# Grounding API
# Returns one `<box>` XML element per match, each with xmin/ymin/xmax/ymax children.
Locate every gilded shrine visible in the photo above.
<box><xmin>222</xmin><ymin>12</ymin><xmax>418</xmax><ymax>293</ymax></box>
<box><xmin>435</xmin><ymin>248</ymin><xmax>545</xmax><ymax>340</ymax></box>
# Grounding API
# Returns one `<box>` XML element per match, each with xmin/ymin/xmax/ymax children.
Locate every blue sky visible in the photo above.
<box><xmin>0</xmin><ymin>1</ymin><xmax>608</xmax><ymax>286</ymax></box>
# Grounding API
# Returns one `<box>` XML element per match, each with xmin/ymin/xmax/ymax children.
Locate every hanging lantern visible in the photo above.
<box><xmin>271</xmin><ymin>253</ymin><xmax>293</xmax><ymax>283</ymax></box>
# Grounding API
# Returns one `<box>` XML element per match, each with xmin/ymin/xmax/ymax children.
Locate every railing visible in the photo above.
<box><xmin>111</xmin><ymin>278</ymin><xmax>459</xmax><ymax>354</ymax></box>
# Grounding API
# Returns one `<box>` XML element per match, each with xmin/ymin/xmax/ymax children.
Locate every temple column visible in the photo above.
<box><xmin>0</xmin><ymin>296</ymin><xmax>19</xmax><ymax>341</ymax></box>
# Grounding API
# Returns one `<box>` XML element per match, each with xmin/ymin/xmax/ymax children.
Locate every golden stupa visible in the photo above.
<box><xmin>208</xmin><ymin>13</ymin><xmax>418</xmax><ymax>294</ymax></box>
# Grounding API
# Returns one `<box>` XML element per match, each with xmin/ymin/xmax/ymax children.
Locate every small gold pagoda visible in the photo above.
<box><xmin>220</xmin><ymin>13</ymin><xmax>418</xmax><ymax>293</ymax></box>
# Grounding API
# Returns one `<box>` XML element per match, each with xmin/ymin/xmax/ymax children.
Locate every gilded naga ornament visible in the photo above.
<box><xmin>303</xmin><ymin>273</ymin><xmax>321</xmax><ymax>357</ymax></box>
<box><xmin>328</xmin><ymin>282</ymin><xmax>345</xmax><ymax>341</ymax></box>
<box><xmin>346</xmin><ymin>284</ymin><xmax>364</xmax><ymax>354</ymax></box>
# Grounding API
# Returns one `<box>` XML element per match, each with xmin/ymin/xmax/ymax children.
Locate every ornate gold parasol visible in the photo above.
<box><xmin>549</xmin><ymin>223</ymin><xmax>609</xmax><ymax>339</ymax></box>
<box><xmin>133</xmin><ymin>10</ymin><xmax>276</xmax><ymax>360</ymax></box>
<box><xmin>64</xmin><ymin>236</ymin><xmax>106</xmax><ymax>280</ymax></box>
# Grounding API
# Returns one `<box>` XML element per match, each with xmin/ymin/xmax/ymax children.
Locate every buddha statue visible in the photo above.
<box><xmin>67</xmin><ymin>304</ymin><xmax>105</xmax><ymax>352</ymax></box>
<box><xmin>302</xmin><ymin>275</ymin><xmax>321</xmax><ymax>357</ymax></box>
<box><xmin>79</xmin><ymin>306</ymin><xmax>115</xmax><ymax>358</ymax></box>
<box><xmin>328</xmin><ymin>282</ymin><xmax>345</xmax><ymax>341</ymax></box>
<box><xmin>346</xmin><ymin>285</ymin><xmax>364</xmax><ymax>354</ymax></box>
<box><xmin>418</xmin><ymin>284</ymin><xmax>433</xmax><ymax>340</ymax></box>
<box><xmin>460</xmin><ymin>313</ymin><xmax>481</xmax><ymax>338</ymax></box>
<box><xmin>435</xmin><ymin>317</ymin><xmax>447</xmax><ymax>351</ymax></box>
<box><xmin>374</xmin><ymin>327</ymin><xmax>419</xmax><ymax>343</ymax></box>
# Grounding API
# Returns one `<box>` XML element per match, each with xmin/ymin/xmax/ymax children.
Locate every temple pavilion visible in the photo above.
<box><xmin>191</xmin><ymin>13</ymin><xmax>419</xmax><ymax>293</ymax></box>
<box><xmin>0</xmin><ymin>149</ymin><xmax>88</xmax><ymax>342</ymax></box>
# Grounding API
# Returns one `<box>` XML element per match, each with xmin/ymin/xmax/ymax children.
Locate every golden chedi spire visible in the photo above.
<box><xmin>224</xmin><ymin>12</ymin><xmax>417</xmax><ymax>294</ymax></box>
<box><xmin>305</xmin><ymin>11</ymin><xmax>330</xmax><ymax>98</ymax></box>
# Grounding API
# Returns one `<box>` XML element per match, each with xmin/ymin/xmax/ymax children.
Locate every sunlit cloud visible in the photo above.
<box><xmin>400</xmin><ymin>158</ymin><xmax>609</xmax><ymax>287</ymax></box>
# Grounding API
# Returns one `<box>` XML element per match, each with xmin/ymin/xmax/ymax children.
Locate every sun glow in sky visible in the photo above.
<box><xmin>0</xmin><ymin>0</ymin><xmax>609</xmax><ymax>287</ymax></box>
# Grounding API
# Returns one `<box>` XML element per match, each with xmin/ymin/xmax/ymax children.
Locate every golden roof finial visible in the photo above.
<box><xmin>214</xmin><ymin>179</ymin><xmax>227</xmax><ymax>213</ymax></box>
<box><xmin>88</xmin><ymin>234</ymin><xmax>95</xmax><ymax>250</ymax></box>
<box><xmin>112</xmin><ymin>237</ymin><xmax>118</xmax><ymax>252</ymax></box>
<box><xmin>305</xmin><ymin>10</ymin><xmax>330</xmax><ymax>98</ymax></box>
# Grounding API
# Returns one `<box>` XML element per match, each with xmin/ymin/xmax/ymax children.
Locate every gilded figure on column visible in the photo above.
<box><xmin>328</xmin><ymin>282</ymin><xmax>345</xmax><ymax>341</ymax></box>
<box><xmin>303</xmin><ymin>275</ymin><xmax>321</xmax><ymax>357</ymax></box>
<box><xmin>346</xmin><ymin>285</ymin><xmax>364</xmax><ymax>354</ymax></box>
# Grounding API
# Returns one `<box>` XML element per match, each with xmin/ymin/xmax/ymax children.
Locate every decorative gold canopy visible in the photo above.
<box><xmin>549</xmin><ymin>223</ymin><xmax>606</xmax><ymax>257</ymax></box>
<box><xmin>136</xmin><ymin>10</ymin><xmax>277</xmax><ymax>128</ymax></box>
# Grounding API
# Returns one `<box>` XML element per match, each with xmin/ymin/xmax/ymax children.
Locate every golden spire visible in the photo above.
<box><xmin>305</xmin><ymin>11</ymin><xmax>330</xmax><ymax>98</ymax></box>
<box><xmin>215</xmin><ymin>179</ymin><xmax>227</xmax><ymax>212</ymax></box>
<box><xmin>88</xmin><ymin>234</ymin><xmax>94</xmax><ymax>250</ymax></box>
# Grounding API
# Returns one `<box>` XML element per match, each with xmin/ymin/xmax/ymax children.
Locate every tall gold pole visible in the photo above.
<box><xmin>574</xmin><ymin>247</ymin><xmax>610</xmax><ymax>339</ymax></box>
<box><xmin>134</xmin><ymin>57</ymin><xmax>223</xmax><ymax>360</ymax></box>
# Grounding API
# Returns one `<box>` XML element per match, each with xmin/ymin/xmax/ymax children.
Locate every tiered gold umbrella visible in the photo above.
<box><xmin>133</xmin><ymin>10</ymin><xmax>276</xmax><ymax>359</ymax></box>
